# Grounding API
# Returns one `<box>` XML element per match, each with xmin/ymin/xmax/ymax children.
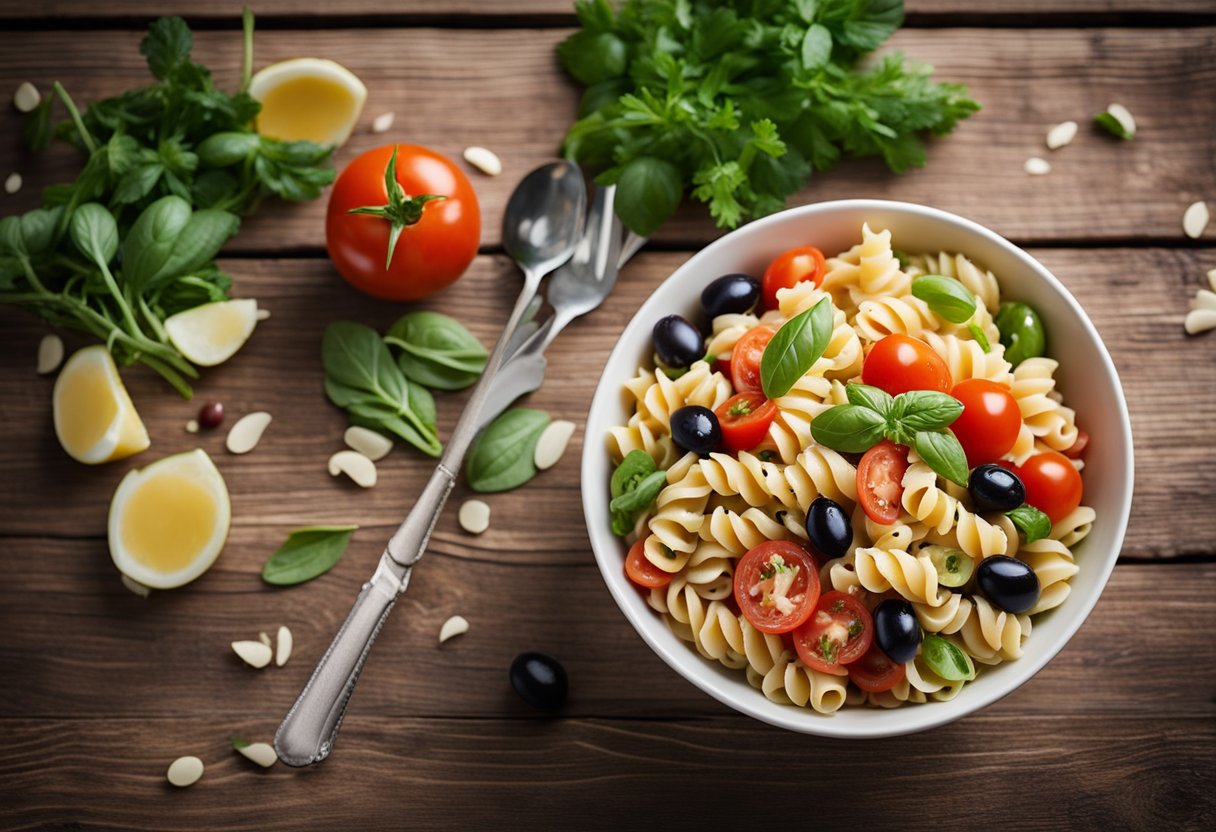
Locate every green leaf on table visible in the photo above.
<box><xmin>261</xmin><ymin>525</ymin><xmax>358</xmax><ymax>586</ymax></box>
<box><xmin>385</xmin><ymin>311</ymin><xmax>487</xmax><ymax>391</ymax></box>
<box><xmin>466</xmin><ymin>408</ymin><xmax>551</xmax><ymax>493</ymax></box>
<box><xmin>760</xmin><ymin>297</ymin><xmax>833</xmax><ymax>398</ymax></box>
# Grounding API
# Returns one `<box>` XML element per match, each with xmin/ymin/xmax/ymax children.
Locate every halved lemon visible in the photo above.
<box><xmin>108</xmin><ymin>449</ymin><xmax>231</xmax><ymax>590</ymax></box>
<box><xmin>164</xmin><ymin>299</ymin><xmax>259</xmax><ymax>367</ymax></box>
<box><xmin>250</xmin><ymin>57</ymin><xmax>367</xmax><ymax>147</ymax></box>
<box><xmin>53</xmin><ymin>345</ymin><xmax>150</xmax><ymax>465</ymax></box>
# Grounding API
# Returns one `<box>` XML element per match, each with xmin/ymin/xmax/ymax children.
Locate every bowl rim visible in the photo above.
<box><xmin>580</xmin><ymin>199</ymin><xmax>1134</xmax><ymax>737</ymax></box>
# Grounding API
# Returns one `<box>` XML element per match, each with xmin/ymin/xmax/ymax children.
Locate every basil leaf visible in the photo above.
<box><xmin>611</xmin><ymin>450</ymin><xmax>656</xmax><ymax>499</ymax></box>
<box><xmin>611</xmin><ymin>510</ymin><xmax>636</xmax><ymax>537</ymax></box>
<box><xmin>809</xmin><ymin>404</ymin><xmax>888</xmax><ymax>453</ymax></box>
<box><xmin>609</xmin><ymin>469</ymin><xmax>667</xmax><ymax>515</ymax></box>
<box><xmin>407</xmin><ymin>378</ymin><xmax>437</xmax><ymax>432</ymax></box>
<box><xmin>466</xmin><ymin>408</ymin><xmax>551</xmax><ymax>493</ymax></box>
<box><xmin>386</xmin><ymin>311</ymin><xmax>488</xmax><ymax>391</ymax></box>
<box><xmin>347</xmin><ymin>402</ymin><xmax>441</xmax><ymax>458</ymax></box>
<box><xmin>123</xmin><ymin>195</ymin><xmax>192</xmax><ymax>289</ymax></box>
<box><xmin>613</xmin><ymin>156</ymin><xmax>683</xmax><ymax>237</ymax></box>
<box><xmin>912</xmin><ymin>429</ymin><xmax>970</xmax><ymax>487</ymax></box>
<box><xmin>845</xmin><ymin>382</ymin><xmax>894</xmax><ymax>419</ymax></box>
<box><xmin>967</xmin><ymin>322</ymin><xmax>991</xmax><ymax>351</ymax></box>
<box><xmin>895</xmin><ymin>390</ymin><xmax>963</xmax><ymax>432</ymax></box>
<box><xmin>1006</xmin><ymin>504</ymin><xmax>1052</xmax><ymax>544</ymax></box>
<box><xmin>19</xmin><ymin>207</ymin><xmax>64</xmax><ymax>256</ymax></box>
<box><xmin>69</xmin><ymin>203</ymin><xmax>119</xmax><ymax>267</ymax></box>
<box><xmin>557</xmin><ymin>31</ymin><xmax>627</xmax><ymax>85</ymax></box>
<box><xmin>261</xmin><ymin>525</ymin><xmax>358</xmax><ymax>586</ymax></box>
<box><xmin>801</xmin><ymin>23</ymin><xmax>833</xmax><ymax>71</ymax></box>
<box><xmin>197</xmin><ymin>131</ymin><xmax>261</xmax><ymax>167</ymax></box>
<box><xmin>921</xmin><ymin>634</ymin><xmax>975</xmax><ymax>681</ymax></box>
<box><xmin>911</xmin><ymin>274</ymin><xmax>977</xmax><ymax>324</ymax></box>
<box><xmin>761</xmin><ymin>297</ymin><xmax>833</xmax><ymax>398</ymax></box>
<box><xmin>149</xmin><ymin>209</ymin><xmax>240</xmax><ymax>287</ymax></box>
<box><xmin>323</xmin><ymin>321</ymin><xmax>408</xmax><ymax>405</ymax></box>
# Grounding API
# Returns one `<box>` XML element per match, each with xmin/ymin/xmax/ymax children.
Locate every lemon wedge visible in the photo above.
<box><xmin>53</xmin><ymin>345</ymin><xmax>150</xmax><ymax>465</ymax></box>
<box><xmin>108</xmin><ymin>449</ymin><xmax>231</xmax><ymax>590</ymax></box>
<box><xmin>250</xmin><ymin>58</ymin><xmax>367</xmax><ymax>147</ymax></box>
<box><xmin>164</xmin><ymin>299</ymin><xmax>259</xmax><ymax>367</ymax></box>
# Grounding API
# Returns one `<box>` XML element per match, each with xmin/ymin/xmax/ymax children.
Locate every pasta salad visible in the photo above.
<box><xmin>605</xmin><ymin>223</ymin><xmax>1093</xmax><ymax>713</ymax></box>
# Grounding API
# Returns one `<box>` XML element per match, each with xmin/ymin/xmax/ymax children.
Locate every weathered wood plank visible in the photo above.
<box><xmin>1</xmin><ymin>250</ymin><xmax>1213</xmax><ymax>555</ymax></box>
<box><xmin>1</xmin><ymin>28</ymin><xmax>1213</xmax><ymax>247</ymax></box>
<box><xmin>0</xmin><ymin>710</ymin><xmax>1212</xmax><ymax>832</ymax></box>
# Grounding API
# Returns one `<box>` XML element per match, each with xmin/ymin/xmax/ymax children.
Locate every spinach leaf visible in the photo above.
<box><xmin>261</xmin><ymin>525</ymin><xmax>358</xmax><ymax>586</ymax></box>
<box><xmin>466</xmin><ymin>408</ymin><xmax>551</xmax><ymax>493</ymax></box>
<box><xmin>609</xmin><ymin>450</ymin><xmax>666</xmax><ymax>536</ymax></box>
<box><xmin>385</xmin><ymin>311</ymin><xmax>488</xmax><ymax>391</ymax></box>
<box><xmin>122</xmin><ymin>195</ymin><xmax>193</xmax><ymax>289</ymax></box>
<box><xmin>760</xmin><ymin>297</ymin><xmax>833</xmax><ymax>398</ymax></box>
<box><xmin>69</xmin><ymin>203</ymin><xmax>119</xmax><ymax>266</ymax></box>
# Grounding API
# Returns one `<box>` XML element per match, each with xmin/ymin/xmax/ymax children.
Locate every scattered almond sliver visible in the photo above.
<box><xmin>167</xmin><ymin>756</ymin><xmax>204</xmax><ymax>788</ymax></box>
<box><xmin>1024</xmin><ymin>157</ymin><xmax>1051</xmax><ymax>176</ymax></box>
<box><xmin>236</xmin><ymin>742</ymin><xmax>278</xmax><ymax>768</ymax></box>
<box><xmin>1191</xmin><ymin>289</ymin><xmax>1216</xmax><ymax>312</ymax></box>
<box><xmin>36</xmin><ymin>334</ymin><xmax>64</xmax><ymax>375</ymax></box>
<box><xmin>185</xmin><ymin>419</ymin><xmax>200</xmax><ymax>434</ymax></box>
<box><xmin>1183</xmin><ymin>201</ymin><xmax>1210</xmax><ymax>239</ymax></box>
<box><xmin>534</xmin><ymin>420</ymin><xmax>576</xmax><ymax>470</ymax></box>
<box><xmin>372</xmin><ymin>111</ymin><xmax>395</xmax><ymax>134</ymax></box>
<box><xmin>463</xmin><ymin>146</ymin><xmax>502</xmax><ymax>176</ymax></box>
<box><xmin>1104</xmin><ymin>103</ymin><xmax>1136</xmax><ymax>138</ymax></box>
<box><xmin>344</xmin><ymin>425</ymin><xmax>392</xmax><ymax>461</ymax></box>
<box><xmin>258</xmin><ymin>631</ymin><xmax>271</xmax><ymax>648</ymax></box>
<box><xmin>1184</xmin><ymin>309</ymin><xmax>1216</xmax><ymax>335</ymax></box>
<box><xmin>328</xmin><ymin>450</ymin><xmax>377</xmax><ymax>487</ymax></box>
<box><xmin>226</xmin><ymin>411</ymin><xmax>272</xmax><ymax>454</ymax></box>
<box><xmin>121</xmin><ymin>574</ymin><xmax>151</xmax><ymax>598</ymax></box>
<box><xmin>5</xmin><ymin>172</ymin><xmax>21</xmax><ymax>194</ymax></box>
<box><xmin>1045</xmin><ymin>121</ymin><xmax>1077</xmax><ymax>150</ymax></box>
<box><xmin>1208</xmin><ymin>268</ymin><xmax>1216</xmax><ymax>292</ymax></box>
<box><xmin>458</xmin><ymin>499</ymin><xmax>490</xmax><ymax>534</ymax></box>
<box><xmin>439</xmin><ymin>615</ymin><xmax>469</xmax><ymax>644</ymax></box>
<box><xmin>275</xmin><ymin>625</ymin><xmax>293</xmax><ymax>667</ymax></box>
<box><xmin>256</xmin><ymin>308</ymin><xmax>271</xmax><ymax>321</ymax></box>
<box><xmin>13</xmin><ymin>81</ymin><xmax>40</xmax><ymax>113</ymax></box>
<box><xmin>232</xmin><ymin>640</ymin><xmax>273</xmax><ymax>668</ymax></box>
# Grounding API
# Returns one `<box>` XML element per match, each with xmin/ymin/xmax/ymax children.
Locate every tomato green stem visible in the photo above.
<box><xmin>347</xmin><ymin>144</ymin><xmax>446</xmax><ymax>270</ymax></box>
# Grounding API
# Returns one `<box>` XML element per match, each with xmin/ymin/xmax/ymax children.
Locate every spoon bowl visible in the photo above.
<box><xmin>503</xmin><ymin>160</ymin><xmax>587</xmax><ymax>283</ymax></box>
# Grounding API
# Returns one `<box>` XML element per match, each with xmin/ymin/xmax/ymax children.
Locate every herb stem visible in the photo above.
<box><xmin>52</xmin><ymin>81</ymin><xmax>96</xmax><ymax>155</ymax></box>
<box><xmin>240</xmin><ymin>7</ymin><xmax>255</xmax><ymax>95</ymax></box>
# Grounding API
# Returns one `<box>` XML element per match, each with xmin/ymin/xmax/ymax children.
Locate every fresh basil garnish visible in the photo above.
<box><xmin>967</xmin><ymin>322</ymin><xmax>991</xmax><ymax>351</ymax></box>
<box><xmin>466</xmin><ymin>407</ymin><xmax>551</xmax><ymax>493</ymax></box>
<box><xmin>385</xmin><ymin>310</ymin><xmax>488</xmax><ymax>391</ymax></box>
<box><xmin>921</xmin><ymin>634</ymin><xmax>976</xmax><ymax>681</ymax></box>
<box><xmin>609</xmin><ymin>450</ymin><xmax>667</xmax><ymax>535</ymax></box>
<box><xmin>1005</xmin><ymin>504</ymin><xmax>1052</xmax><ymax>544</ymax></box>
<box><xmin>895</xmin><ymin>391</ymin><xmax>963</xmax><ymax>433</ymax></box>
<box><xmin>845</xmin><ymin>382</ymin><xmax>894</xmax><ymax>418</ymax></box>
<box><xmin>809</xmin><ymin>405</ymin><xmax>888</xmax><ymax>453</ymax></box>
<box><xmin>912</xmin><ymin>429</ymin><xmax>969</xmax><ymax>488</ymax></box>
<box><xmin>261</xmin><ymin>525</ymin><xmax>358</xmax><ymax>586</ymax></box>
<box><xmin>760</xmin><ymin>297</ymin><xmax>833</xmax><ymax>399</ymax></box>
<box><xmin>911</xmin><ymin>274</ymin><xmax>977</xmax><ymax>324</ymax></box>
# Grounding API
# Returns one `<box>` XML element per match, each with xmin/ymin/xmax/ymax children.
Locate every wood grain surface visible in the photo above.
<box><xmin>1</xmin><ymin>3</ymin><xmax>1214</xmax><ymax>831</ymax></box>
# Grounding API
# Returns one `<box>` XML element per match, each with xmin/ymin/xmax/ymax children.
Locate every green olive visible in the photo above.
<box><xmin>994</xmin><ymin>301</ymin><xmax>1046</xmax><ymax>366</ymax></box>
<box><xmin>923</xmin><ymin>544</ymin><xmax>974</xmax><ymax>588</ymax></box>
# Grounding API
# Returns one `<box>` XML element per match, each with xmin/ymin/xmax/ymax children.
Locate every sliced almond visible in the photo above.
<box><xmin>343</xmin><ymin>425</ymin><xmax>392</xmax><ymax>461</ymax></box>
<box><xmin>1045</xmin><ymin>120</ymin><xmax>1077</xmax><ymax>150</ymax></box>
<box><xmin>13</xmin><ymin>81</ymin><xmax>40</xmax><ymax>113</ymax></box>
<box><xmin>1208</xmin><ymin>268</ymin><xmax>1216</xmax><ymax>292</ymax></box>
<box><xmin>121</xmin><ymin>574</ymin><xmax>151</xmax><ymax>598</ymax></box>
<box><xmin>231</xmin><ymin>639</ymin><xmax>273</xmax><ymax>668</ymax></box>
<box><xmin>226</xmin><ymin>411</ymin><xmax>272</xmax><ymax>454</ymax></box>
<box><xmin>328</xmin><ymin>450</ymin><xmax>377</xmax><ymax>487</ymax></box>
<box><xmin>258</xmin><ymin>631</ymin><xmax>271</xmax><ymax>647</ymax></box>
<box><xmin>4</xmin><ymin>172</ymin><xmax>21</xmax><ymax>194</ymax></box>
<box><xmin>275</xmin><ymin>625</ymin><xmax>293</xmax><ymax>667</ymax></box>
<box><xmin>372</xmin><ymin>111</ymin><xmax>395</xmax><ymax>133</ymax></box>
<box><xmin>1184</xmin><ymin>308</ymin><xmax>1216</xmax><ymax>335</ymax></box>
<box><xmin>256</xmin><ymin>308</ymin><xmax>271</xmax><ymax>321</ymax></box>
<box><xmin>166</xmin><ymin>756</ymin><xmax>204</xmax><ymax>788</ymax></box>
<box><xmin>1191</xmin><ymin>289</ymin><xmax>1216</xmax><ymax>312</ymax></box>
<box><xmin>36</xmin><ymin>333</ymin><xmax>64</xmax><ymax>375</ymax></box>
<box><xmin>185</xmin><ymin>419</ymin><xmax>200</xmax><ymax>434</ymax></box>
<box><xmin>1183</xmin><ymin>201</ymin><xmax>1210</xmax><ymax>239</ymax></box>
<box><xmin>458</xmin><ymin>499</ymin><xmax>490</xmax><ymax>534</ymax></box>
<box><xmin>463</xmin><ymin>146</ymin><xmax>502</xmax><ymax>176</ymax></box>
<box><xmin>534</xmin><ymin>420</ymin><xmax>576</xmax><ymax>470</ymax></box>
<box><xmin>439</xmin><ymin>614</ymin><xmax>469</xmax><ymax>644</ymax></box>
<box><xmin>1105</xmin><ymin>103</ymin><xmax>1136</xmax><ymax>138</ymax></box>
<box><xmin>236</xmin><ymin>742</ymin><xmax>277</xmax><ymax>768</ymax></box>
<box><xmin>1024</xmin><ymin>157</ymin><xmax>1051</xmax><ymax>176</ymax></box>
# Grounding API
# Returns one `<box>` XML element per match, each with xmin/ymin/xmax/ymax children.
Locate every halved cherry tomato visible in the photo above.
<box><xmin>793</xmin><ymin>591</ymin><xmax>874</xmax><ymax>673</ymax></box>
<box><xmin>950</xmin><ymin>379</ymin><xmax>1022</xmax><ymax>466</ymax></box>
<box><xmin>715</xmin><ymin>393</ymin><xmax>778</xmax><ymax>452</ymax></box>
<box><xmin>848</xmin><ymin>643</ymin><xmax>907</xmax><ymax>692</ymax></box>
<box><xmin>1064</xmin><ymin>427</ymin><xmax>1090</xmax><ymax>459</ymax></box>
<box><xmin>730</xmin><ymin>325</ymin><xmax>775</xmax><ymax>394</ymax></box>
<box><xmin>856</xmin><ymin>439</ymin><xmax>909</xmax><ymax>525</ymax></box>
<box><xmin>624</xmin><ymin>540</ymin><xmax>673</xmax><ymax>589</ymax></box>
<box><xmin>733</xmin><ymin>541</ymin><xmax>820</xmax><ymax>634</ymax></box>
<box><xmin>712</xmin><ymin>355</ymin><xmax>733</xmax><ymax>378</ymax></box>
<box><xmin>761</xmin><ymin>246</ymin><xmax>826</xmax><ymax>310</ymax></box>
<box><xmin>1003</xmin><ymin>451</ymin><xmax>1082</xmax><ymax>523</ymax></box>
<box><xmin>861</xmin><ymin>334</ymin><xmax>953</xmax><ymax>396</ymax></box>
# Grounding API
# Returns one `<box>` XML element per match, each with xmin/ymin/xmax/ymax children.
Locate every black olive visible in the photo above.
<box><xmin>509</xmin><ymin>652</ymin><xmax>568</xmax><ymax>711</ymax></box>
<box><xmin>873</xmin><ymin>600</ymin><xmax>922</xmax><ymax>664</ymax></box>
<box><xmin>805</xmin><ymin>497</ymin><xmax>853</xmax><ymax>560</ymax></box>
<box><xmin>652</xmin><ymin>315</ymin><xmax>705</xmax><ymax>369</ymax></box>
<box><xmin>670</xmin><ymin>405</ymin><xmax>722</xmax><ymax>455</ymax></box>
<box><xmin>976</xmin><ymin>556</ymin><xmax>1040</xmax><ymax>614</ymax></box>
<box><xmin>700</xmin><ymin>273</ymin><xmax>761</xmax><ymax>319</ymax></box>
<box><xmin>969</xmin><ymin>464</ymin><xmax>1026</xmax><ymax>513</ymax></box>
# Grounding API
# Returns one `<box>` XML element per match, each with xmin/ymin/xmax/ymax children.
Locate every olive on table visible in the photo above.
<box><xmin>700</xmin><ymin>273</ymin><xmax>760</xmax><ymax>319</ymax></box>
<box><xmin>670</xmin><ymin>406</ymin><xmax>722</xmax><ymax>455</ymax></box>
<box><xmin>976</xmin><ymin>556</ymin><xmax>1040</xmax><ymax>614</ymax></box>
<box><xmin>509</xmin><ymin>652</ymin><xmax>568</xmax><ymax>711</ymax></box>
<box><xmin>652</xmin><ymin>315</ymin><xmax>705</xmax><ymax>369</ymax></box>
<box><xmin>873</xmin><ymin>599</ymin><xmax>922</xmax><ymax>664</ymax></box>
<box><xmin>994</xmin><ymin>301</ymin><xmax>1046</xmax><ymax>367</ymax></box>
<box><xmin>805</xmin><ymin>497</ymin><xmax>853</xmax><ymax>560</ymax></box>
<box><xmin>969</xmin><ymin>464</ymin><xmax>1026</xmax><ymax>513</ymax></box>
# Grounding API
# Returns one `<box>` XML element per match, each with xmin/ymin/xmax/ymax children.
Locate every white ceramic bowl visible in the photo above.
<box><xmin>581</xmin><ymin>200</ymin><xmax>1134</xmax><ymax>737</ymax></box>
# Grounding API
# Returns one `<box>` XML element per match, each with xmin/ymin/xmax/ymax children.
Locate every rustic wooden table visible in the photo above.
<box><xmin>1</xmin><ymin>2</ymin><xmax>1214</xmax><ymax>830</ymax></box>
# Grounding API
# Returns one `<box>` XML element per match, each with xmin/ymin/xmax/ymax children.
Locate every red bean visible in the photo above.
<box><xmin>197</xmin><ymin>401</ymin><xmax>224</xmax><ymax>430</ymax></box>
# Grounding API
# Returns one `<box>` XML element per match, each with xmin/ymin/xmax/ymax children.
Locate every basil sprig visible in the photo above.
<box><xmin>922</xmin><ymin>634</ymin><xmax>976</xmax><ymax>682</ymax></box>
<box><xmin>1005</xmin><ymin>504</ymin><xmax>1052</xmax><ymax>544</ymax></box>
<box><xmin>466</xmin><ymin>407</ymin><xmax>551</xmax><ymax>493</ymax></box>
<box><xmin>385</xmin><ymin>310</ymin><xmax>488</xmax><ymax>391</ymax></box>
<box><xmin>609</xmin><ymin>450</ymin><xmax>668</xmax><ymax>535</ymax></box>
<box><xmin>262</xmin><ymin>525</ymin><xmax>358</xmax><ymax>586</ymax></box>
<box><xmin>912</xmin><ymin>274</ymin><xmax>993</xmax><ymax>354</ymax></box>
<box><xmin>811</xmin><ymin>383</ymin><xmax>970</xmax><ymax>486</ymax></box>
<box><xmin>760</xmin><ymin>297</ymin><xmax>834</xmax><ymax>398</ymax></box>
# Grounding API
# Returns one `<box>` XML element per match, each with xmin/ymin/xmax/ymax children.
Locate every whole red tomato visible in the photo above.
<box><xmin>326</xmin><ymin>144</ymin><xmax>480</xmax><ymax>301</ymax></box>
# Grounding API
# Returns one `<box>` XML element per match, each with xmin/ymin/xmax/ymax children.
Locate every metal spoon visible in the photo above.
<box><xmin>274</xmin><ymin>161</ymin><xmax>586</xmax><ymax>767</ymax></box>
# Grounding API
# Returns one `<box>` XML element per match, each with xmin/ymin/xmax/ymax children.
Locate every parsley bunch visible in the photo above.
<box><xmin>1</xmin><ymin>11</ymin><xmax>335</xmax><ymax>396</ymax></box>
<box><xmin>558</xmin><ymin>0</ymin><xmax>980</xmax><ymax>235</ymax></box>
